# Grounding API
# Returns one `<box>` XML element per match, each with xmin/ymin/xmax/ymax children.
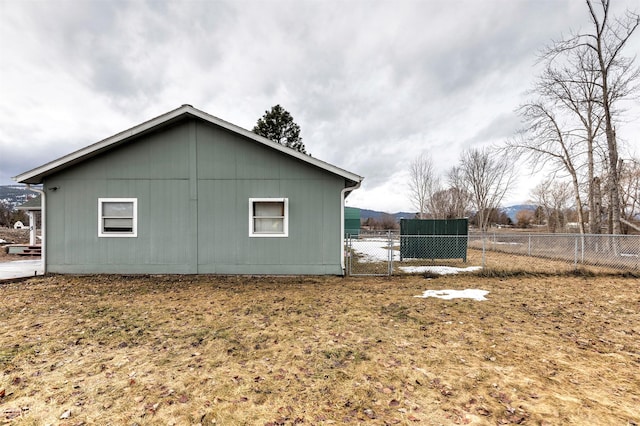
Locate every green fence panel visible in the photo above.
<box><xmin>344</xmin><ymin>207</ymin><xmax>360</xmax><ymax>237</ymax></box>
<box><xmin>400</xmin><ymin>218</ymin><xmax>468</xmax><ymax>261</ymax></box>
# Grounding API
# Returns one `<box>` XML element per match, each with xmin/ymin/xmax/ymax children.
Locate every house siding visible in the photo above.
<box><xmin>43</xmin><ymin>118</ymin><xmax>344</xmax><ymax>275</ymax></box>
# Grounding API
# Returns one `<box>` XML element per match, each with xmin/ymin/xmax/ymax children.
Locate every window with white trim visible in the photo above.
<box><xmin>98</xmin><ymin>198</ymin><xmax>138</xmax><ymax>237</ymax></box>
<box><xmin>249</xmin><ymin>198</ymin><xmax>288</xmax><ymax>237</ymax></box>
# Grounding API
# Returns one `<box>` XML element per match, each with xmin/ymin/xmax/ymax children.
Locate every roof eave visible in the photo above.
<box><xmin>185</xmin><ymin>107</ymin><xmax>364</xmax><ymax>185</ymax></box>
<box><xmin>13</xmin><ymin>104</ymin><xmax>364</xmax><ymax>186</ymax></box>
<box><xmin>13</xmin><ymin>106</ymin><xmax>191</xmax><ymax>184</ymax></box>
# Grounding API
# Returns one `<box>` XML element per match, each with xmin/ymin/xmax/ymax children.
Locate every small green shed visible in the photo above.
<box><xmin>344</xmin><ymin>207</ymin><xmax>360</xmax><ymax>237</ymax></box>
<box><xmin>400</xmin><ymin>218</ymin><xmax>468</xmax><ymax>261</ymax></box>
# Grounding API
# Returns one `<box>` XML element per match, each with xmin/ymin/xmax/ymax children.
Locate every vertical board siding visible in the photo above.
<box><xmin>44</xmin><ymin>118</ymin><xmax>346</xmax><ymax>274</ymax></box>
<box><xmin>147</xmin><ymin>179</ymin><xmax>191</xmax><ymax>265</ymax></box>
<box><xmin>322</xmin><ymin>182</ymin><xmax>342</xmax><ymax>265</ymax></box>
<box><xmin>284</xmin><ymin>180</ymin><xmax>316</xmax><ymax>266</ymax></box>
<box><xmin>44</xmin><ymin>180</ymin><xmax>66</xmax><ymax>267</ymax></box>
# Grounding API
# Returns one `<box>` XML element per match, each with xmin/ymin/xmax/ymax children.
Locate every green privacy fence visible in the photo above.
<box><xmin>399</xmin><ymin>218</ymin><xmax>468</xmax><ymax>261</ymax></box>
<box><xmin>344</xmin><ymin>207</ymin><xmax>360</xmax><ymax>237</ymax></box>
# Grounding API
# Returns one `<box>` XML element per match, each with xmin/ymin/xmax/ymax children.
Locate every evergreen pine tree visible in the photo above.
<box><xmin>252</xmin><ymin>105</ymin><xmax>307</xmax><ymax>154</ymax></box>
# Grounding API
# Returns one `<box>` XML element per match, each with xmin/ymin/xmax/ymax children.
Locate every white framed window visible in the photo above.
<box><xmin>249</xmin><ymin>198</ymin><xmax>288</xmax><ymax>237</ymax></box>
<box><xmin>98</xmin><ymin>198</ymin><xmax>138</xmax><ymax>237</ymax></box>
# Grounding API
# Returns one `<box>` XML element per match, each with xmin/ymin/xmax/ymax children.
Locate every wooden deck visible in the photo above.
<box><xmin>4</xmin><ymin>244</ymin><xmax>42</xmax><ymax>256</ymax></box>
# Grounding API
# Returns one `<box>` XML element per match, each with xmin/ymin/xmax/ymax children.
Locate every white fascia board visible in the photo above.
<box><xmin>13</xmin><ymin>105</ymin><xmax>364</xmax><ymax>186</ymax></box>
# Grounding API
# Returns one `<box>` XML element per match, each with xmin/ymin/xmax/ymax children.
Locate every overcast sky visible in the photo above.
<box><xmin>1</xmin><ymin>0</ymin><xmax>638</xmax><ymax>212</ymax></box>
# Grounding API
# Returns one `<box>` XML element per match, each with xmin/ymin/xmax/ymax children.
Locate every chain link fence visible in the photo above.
<box><xmin>345</xmin><ymin>232</ymin><xmax>395</xmax><ymax>276</ymax></box>
<box><xmin>345</xmin><ymin>232</ymin><xmax>640</xmax><ymax>276</ymax></box>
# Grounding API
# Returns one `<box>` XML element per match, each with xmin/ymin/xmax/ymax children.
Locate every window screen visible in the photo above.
<box><xmin>99</xmin><ymin>198</ymin><xmax>137</xmax><ymax>237</ymax></box>
<box><xmin>249</xmin><ymin>198</ymin><xmax>288</xmax><ymax>237</ymax></box>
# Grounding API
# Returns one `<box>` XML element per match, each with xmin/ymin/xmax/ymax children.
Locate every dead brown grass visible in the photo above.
<box><xmin>1</xmin><ymin>274</ymin><xmax>639</xmax><ymax>425</ymax></box>
<box><xmin>390</xmin><ymin>248</ymin><xmax>628</xmax><ymax>276</ymax></box>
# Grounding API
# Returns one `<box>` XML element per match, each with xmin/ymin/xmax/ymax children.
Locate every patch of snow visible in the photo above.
<box><xmin>351</xmin><ymin>238</ymin><xmax>399</xmax><ymax>263</ymax></box>
<box><xmin>352</xmin><ymin>238</ymin><xmax>483</xmax><ymax>275</ymax></box>
<box><xmin>0</xmin><ymin>239</ymin><xmax>6</xmax><ymax>243</ymax></box>
<box><xmin>399</xmin><ymin>265</ymin><xmax>482</xmax><ymax>275</ymax></box>
<box><xmin>620</xmin><ymin>253</ymin><xmax>639</xmax><ymax>258</ymax></box>
<box><xmin>415</xmin><ymin>289</ymin><xmax>489</xmax><ymax>301</ymax></box>
<box><xmin>0</xmin><ymin>259</ymin><xmax>43</xmax><ymax>280</ymax></box>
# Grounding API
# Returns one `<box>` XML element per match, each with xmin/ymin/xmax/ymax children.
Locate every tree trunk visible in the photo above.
<box><xmin>588</xmin><ymin>0</ymin><xmax>627</xmax><ymax>234</ymax></box>
<box><xmin>570</xmin><ymin>173</ymin><xmax>586</xmax><ymax>234</ymax></box>
<box><xmin>591</xmin><ymin>177</ymin><xmax>602</xmax><ymax>233</ymax></box>
<box><xmin>601</xmin><ymin>87</ymin><xmax>622</xmax><ymax>234</ymax></box>
<box><xmin>586</xmin><ymin>114</ymin><xmax>600</xmax><ymax>234</ymax></box>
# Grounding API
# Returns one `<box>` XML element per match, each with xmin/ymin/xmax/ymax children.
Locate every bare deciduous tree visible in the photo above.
<box><xmin>537</xmin><ymin>46</ymin><xmax>606</xmax><ymax>233</ymax></box>
<box><xmin>511</xmin><ymin>0</ymin><xmax>638</xmax><ymax>234</ymax></box>
<box><xmin>408</xmin><ymin>154</ymin><xmax>438</xmax><ymax>219</ymax></box>
<box><xmin>458</xmin><ymin>148</ymin><xmax>516</xmax><ymax>232</ymax></box>
<box><xmin>585</xmin><ymin>0</ymin><xmax>639</xmax><ymax>234</ymax></box>
<box><xmin>531</xmin><ymin>179</ymin><xmax>574</xmax><ymax>232</ymax></box>
<box><xmin>515</xmin><ymin>209</ymin><xmax>535</xmax><ymax>228</ymax></box>
<box><xmin>380</xmin><ymin>213</ymin><xmax>399</xmax><ymax>230</ymax></box>
<box><xmin>447</xmin><ymin>166</ymin><xmax>473</xmax><ymax>219</ymax></box>
<box><xmin>619</xmin><ymin>158</ymin><xmax>640</xmax><ymax>231</ymax></box>
<box><xmin>549</xmin><ymin>0</ymin><xmax>639</xmax><ymax>233</ymax></box>
<box><xmin>429</xmin><ymin>188</ymin><xmax>470</xmax><ymax>219</ymax></box>
<box><xmin>509</xmin><ymin>101</ymin><xmax>588</xmax><ymax>233</ymax></box>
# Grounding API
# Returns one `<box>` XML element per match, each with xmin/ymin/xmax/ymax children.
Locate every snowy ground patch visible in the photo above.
<box><xmin>0</xmin><ymin>259</ymin><xmax>44</xmax><ymax>280</ymax></box>
<box><xmin>351</xmin><ymin>238</ymin><xmax>399</xmax><ymax>263</ymax></box>
<box><xmin>415</xmin><ymin>289</ymin><xmax>489</xmax><ymax>301</ymax></box>
<box><xmin>399</xmin><ymin>265</ymin><xmax>482</xmax><ymax>275</ymax></box>
<box><xmin>350</xmin><ymin>238</ymin><xmax>483</xmax><ymax>275</ymax></box>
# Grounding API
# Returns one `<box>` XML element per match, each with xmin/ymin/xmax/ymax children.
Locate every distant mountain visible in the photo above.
<box><xmin>358</xmin><ymin>208</ymin><xmax>416</xmax><ymax>222</ymax></box>
<box><xmin>355</xmin><ymin>205</ymin><xmax>539</xmax><ymax>224</ymax></box>
<box><xmin>502</xmin><ymin>204</ymin><xmax>538</xmax><ymax>222</ymax></box>
<box><xmin>0</xmin><ymin>185</ymin><xmax>39</xmax><ymax>209</ymax></box>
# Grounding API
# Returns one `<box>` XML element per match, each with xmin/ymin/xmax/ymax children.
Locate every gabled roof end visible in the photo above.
<box><xmin>13</xmin><ymin>105</ymin><xmax>363</xmax><ymax>186</ymax></box>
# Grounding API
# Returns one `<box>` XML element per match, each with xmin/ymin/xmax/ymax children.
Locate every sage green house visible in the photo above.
<box><xmin>14</xmin><ymin>105</ymin><xmax>363</xmax><ymax>275</ymax></box>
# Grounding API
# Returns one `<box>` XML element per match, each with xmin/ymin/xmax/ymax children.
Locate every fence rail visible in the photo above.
<box><xmin>345</xmin><ymin>232</ymin><xmax>640</xmax><ymax>276</ymax></box>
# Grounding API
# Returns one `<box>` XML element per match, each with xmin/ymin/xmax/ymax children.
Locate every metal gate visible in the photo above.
<box><xmin>345</xmin><ymin>232</ymin><xmax>394</xmax><ymax>276</ymax></box>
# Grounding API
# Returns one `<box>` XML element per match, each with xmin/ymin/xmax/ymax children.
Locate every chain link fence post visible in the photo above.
<box><xmin>346</xmin><ymin>234</ymin><xmax>351</xmax><ymax>276</ymax></box>
<box><xmin>482</xmin><ymin>232</ymin><xmax>486</xmax><ymax>269</ymax></box>
<box><xmin>387</xmin><ymin>230</ymin><xmax>393</xmax><ymax>276</ymax></box>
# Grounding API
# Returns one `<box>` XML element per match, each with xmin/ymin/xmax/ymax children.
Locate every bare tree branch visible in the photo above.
<box><xmin>515</xmin><ymin>0</ymin><xmax>639</xmax><ymax>234</ymax></box>
<box><xmin>408</xmin><ymin>154</ymin><xmax>438</xmax><ymax>219</ymax></box>
<box><xmin>458</xmin><ymin>147</ymin><xmax>516</xmax><ymax>232</ymax></box>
